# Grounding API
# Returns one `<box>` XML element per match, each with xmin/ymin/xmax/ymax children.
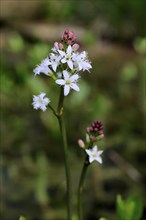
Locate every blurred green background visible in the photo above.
<box><xmin>0</xmin><ymin>0</ymin><xmax>146</xmax><ymax>220</ymax></box>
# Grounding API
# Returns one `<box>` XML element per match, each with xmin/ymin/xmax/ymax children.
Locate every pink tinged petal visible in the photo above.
<box><xmin>67</xmin><ymin>60</ymin><xmax>73</xmax><ymax>70</ymax></box>
<box><xmin>70</xmin><ymin>74</ymin><xmax>79</xmax><ymax>82</ymax></box>
<box><xmin>56</xmin><ymin>79</ymin><xmax>65</xmax><ymax>85</ymax></box>
<box><xmin>63</xmin><ymin>71</ymin><xmax>70</xmax><ymax>80</ymax></box>
<box><xmin>72</xmin><ymin>43</ymin><xmax>80</xmax><ymax>51</ymax></box>
<box><xmin>70</xmin><ymin>83</ymin><xmax>80</xmax><ymax>92</ymax></box>
<box><xmin>64</xmin><ymin>85</ymin><xmax>70</xmax><ymax>96</ymax></box>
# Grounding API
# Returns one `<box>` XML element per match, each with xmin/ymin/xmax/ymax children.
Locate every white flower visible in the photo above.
<box><xmin>85</xmin><ymin>145</ymin><xmax>103</xmax><ymax>164</ymax></box>
<box><xmin>33</xmin><ymin>57</ymin><xmax>52</xmax><ymax>76</ymax></box>
<box><xmin>32</xmin><ymin>92</ymin><xmax>50</xmax><ymax>111</ymax></box>
<box><xmin>56</xmin><ymin>70</ymin><xmax>80</xmax><ymax>96</ymax></box>
<box><xmin>49</xmin><ymin>53</ymin><xmax>61</xmax><ymax>72</ymax></box>
<box><xmin>73</xmin><ymin>51</ymin><xmax>92</xmax><ymax>72</ymax></box>
<box><xmin>59</xmin><ymin>45</ymin><xmax>74</xmax><ymax>70</ymax></box>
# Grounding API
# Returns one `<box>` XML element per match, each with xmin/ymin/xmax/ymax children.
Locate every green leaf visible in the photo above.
<box><xmin>130</xmin><ymin>196</ymin><xmax>144</xmax><ymax>220</ymax></box>
<box><xmin>116</xmin><ymin>195</ymin><xmax>125</xmax><ymax>220</ymax></box>
<box><xmin>116</xmin><ymin>195</ymin><xmax>144</xmax><ymax>220</ymax></box>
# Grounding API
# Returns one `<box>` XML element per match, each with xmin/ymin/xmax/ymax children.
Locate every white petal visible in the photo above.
<box><xmin>44</xmin><ymin>98</ymin><xmax>50</xmax><ymax>105</ymax></box>
<box><xmin>70</xmin><ymin>83</ymin><xmax>80</xmax><ymax>92</ymax></box>
<box><xmin>70</xmin><ymin>74</ymin><xmax>79</xmax><ymax>82</ymax></box>
<box><xmin>39</xmin><ymin>93</ymin><xmax>46</xmax><ymax>99</ymax></box>
<box><xmin>98</xmin><ymin>150</ymin><xmax>103</xmax><ymax>156</ymax></box>
<box><xmin>63</xmin><ymin>70</ymin><xmax>70</xmax><ymax>80</ymax></box>
<box><xmin>93</xmin><ymin>145</ymin><xmax>98</xmax><ymax>152</ymax></box>
<box><xmin>56</xmin><ymin>79</ymin><xmax>65</xmax><ymax>85</ymax></box>
<box><xmin>58</xmin><ymin>50</ymin><xmax>65</xmax><ymax>57</ymax></box>
<box><xmin>67</xmin><ymin>45</ymin><xmax>72</xmax><ymax>55</ymax></box>
<box><xmin>96</xmin><ymin>157</ymin><xmax>102</xmax><ymax>164</ymax></box>
<box><xmin>41</xmin><ymin>105</ymin><xmax>47</xmax><ymax>112</ymax></box>
<box><xmin>85</xmin><ymin>149</ymin><xmax>91</xmax><ymax>156</ymax></box>
<box><xmin>89</xmin><ymin>157</ymin><xmax>94</xmax><ymax>163</ymax></box>
<box><xmin>61</xmin><ymin>58</ymin><xmax>67</xmax><ymax>63</ymax></box>
<box><xmin>52</xmin><ymin>63</ymin><xmax>57</xmax><ymax>72</ymax></box>
<box><xmin>67</xmin><ymin>60</ymin><xmax>73</xmax><ymax>70</ymax></box>
<box><xmin>64</xmin><ymin>85</ymin><xmax>70</xmax><ymax>96</ymax></box>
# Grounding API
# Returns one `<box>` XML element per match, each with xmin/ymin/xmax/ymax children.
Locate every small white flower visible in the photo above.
<box><xmin>59</xmin><ymin>45</ymin><xmax>74</xmax><ymax>70</ymax></box>
<box><xmin>49</xmin><ymin>53</ymin><xmax>61</xmax><ymax>72</ymax></box>
<box><xmin>32</xmin><ymin>92</ymin><xmax>50</xmax><ymax>111</ymax></box>
<box><xmin>56</xmin><ymin>70</ymin><xmax>80</xmax><ymax>96</ymax></box>
<box><xmin>85</xmin><ymin>145</ymin><xmax>103</xmax><ymax>164</ymax></box>
<box><xmin>73</xmin><ymin>51</ymin><xmax>92</xmax><ymax>72</ymax></box>
<box><xmin>33</xmin><ymin>57</ymin><xmax>51</xmax><ymax>76</ymax></box>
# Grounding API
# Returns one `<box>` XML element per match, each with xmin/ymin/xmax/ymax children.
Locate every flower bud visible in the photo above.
<box><xmin>54</xmin><ymin>41</ymin><xmax>59</xmax><ymax>49</ymax></box>
<box><xmin>72</xmin><ymin>43</ymin><xmax>80</xmax><ymax>51</ymax></box>
<box><xmin>78</xmin><ymin>139</ymin><xmax>85</xmax><ymax>149</ymax></box>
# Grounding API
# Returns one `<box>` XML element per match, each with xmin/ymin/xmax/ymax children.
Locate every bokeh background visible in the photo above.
<box><xmin>0</xmin><ymin>0</ymin><xmax>146</xmax><ymax>220</ymax></box>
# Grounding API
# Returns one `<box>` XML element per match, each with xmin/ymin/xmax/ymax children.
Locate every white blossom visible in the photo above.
<box><xmin>73</xmin><ymin>51</ymin><xmax>92</xmax><ymax>72</ymax></box>
<box><xmin>49</xmin><ymin>53</ymin><xmax>61</xmax><ymax>72</ymax></box>
<box><xmin>32</xmin><ymin>92</ymin><xmax>50</xmax><ymax>111</ymax></box>
<box><xmin>59</xmin><ymin>45</ymin><xmax>74</xmax><ymax>70</ymax></box>
<box><xmin>56</xmin><ymin>70</ymin><xmax>80</xmax><ymax>96</ymax></box>
<box><xmin>85</xmin><ymin>145</ymin><xmax>103</xmax><ymax>164</ymax></box>
<box><xmin>33</xmin><ymin>57</ymin><xmax>51</xmax><ymax>76</ymax></box>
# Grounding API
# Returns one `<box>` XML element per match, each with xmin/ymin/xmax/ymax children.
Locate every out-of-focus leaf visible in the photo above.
<box><xmin>134</xmin><ymin>37</ymin><xmax>146</xmax><ymax>54</ymax></box>
<box><xmin>19</xmin><ymin>216</ymin><xmax>26</xmax><ymax>220</ymax></box>
<box><xmin>120</xmin><ymin>63</ymin><xmax>137</xmax><ymax>81</ymax></box>
<box><xmin>116</xmin><ymin>195</ymin><xmax>144</xmax><ymax>220</ymax></box>
<box><xmin>9</xmin><ymin>33</ymin><xmax>25</xmax><ymax>52</ymax></box>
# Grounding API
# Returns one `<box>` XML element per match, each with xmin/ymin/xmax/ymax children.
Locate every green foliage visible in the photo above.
<box><xmin>19</xmin><ymin>216</ymin><xmax>26</xmax><ymax>220</ymax></box>
<box><xmin>8</xmin><ymin>33</ymin><xmax>25</xmax><ymax>53</ymax></box>
<box><xmin>134</xmin><ymin>37</ymin><xmax>146</xmax><ymax>55</ymax></box>
<box><xmin>120</xmin><ymin>63</ymin><xmax>137</xmax><ymax>81</ymax></box>
<box><xmin>116</xmin><ymin>195</ymin><xmax>144</xmax><ymax>220</ymax></box>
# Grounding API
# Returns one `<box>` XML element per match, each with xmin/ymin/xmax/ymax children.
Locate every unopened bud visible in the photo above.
<box><xmin>72</xmin><ymin>43</ymin><xmax>80</xmax><ymax>51</ymax></box>
<box><xmin>58</xmin><ymin>43</ymin><xmax>64</xmax><ymax>50</ymax></box>
<box><xmin>54</xmin><ymin>42</ymin><xmax>59</xmax><ymax>49</ymax></box>
<box><xmin>78</xmin><ymin>139</ymin><xmax>85</xmax><ymax>149</ymax></box>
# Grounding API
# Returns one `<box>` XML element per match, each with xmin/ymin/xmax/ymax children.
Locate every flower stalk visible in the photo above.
<box><xmin>57</xmin><ymin>87</ymin><xmax>72</xmax><ymax>220</ymax></box>
<box><xmin>78</xmin><ymin>155</ymin><xmax>89</xmax><ymax>220</ymax></box>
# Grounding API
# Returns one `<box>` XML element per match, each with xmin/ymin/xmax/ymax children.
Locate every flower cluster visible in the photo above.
<box><xmin>32</xmin><ymin>29</ymin><xmax>92</xmax><ymax>111</ymax></box>
<box><xmin>78</xmin><ymin>120</ymin><xmax>104</xmax><ymax>164</ymax></box>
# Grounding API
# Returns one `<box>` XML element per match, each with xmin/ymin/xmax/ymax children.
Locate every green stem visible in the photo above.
<box><xmin>78</xmin><ymin>155</ymin><xmax>89</xmax><ymax>220</ymax></box>
<box><xmin>57</xmin><ymin>87</ymin><xmax>72</xmax><ymax>220</ymax></box>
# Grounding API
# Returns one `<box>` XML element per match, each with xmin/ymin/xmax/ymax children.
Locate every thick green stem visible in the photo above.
<box><xmin>57</xmin><ymin>87</ymin><xmax>72</xmax><ymax>220</ymax></box>
<box><xmin>78</xmin><ymin>156</ymin><xmax>89</xmax><ymax>220</ymax></box>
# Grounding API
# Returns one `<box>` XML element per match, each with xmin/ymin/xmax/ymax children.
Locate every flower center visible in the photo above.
<box><xmin>38</xmin><ymin>99</ymin><xmax>44</xmax><ymax>104</ymax></box>
<box><xmin>66</xmin><ymin>80</ymin><xmax>71</xmax><ymax>85</ymax></box>
<box><xmin>66</xmin><ymin>55</ymin><xmax>71</xmax><ymax>60</ymax></box>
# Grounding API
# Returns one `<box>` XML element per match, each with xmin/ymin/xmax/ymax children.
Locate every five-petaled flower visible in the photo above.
<box><xmin>56</xmin><ymin>70</ymin><xmax>80</xmax><ymax>96</ymax></box>
<box><xmin>85</xmin><ymin>145</ymin><xmax>103</xmax><ymax>164</ymax></box>
<box><xmin>32</xmin><ymin>92</ymin><xmax>50</xmax><ymax>111</ymax></box>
